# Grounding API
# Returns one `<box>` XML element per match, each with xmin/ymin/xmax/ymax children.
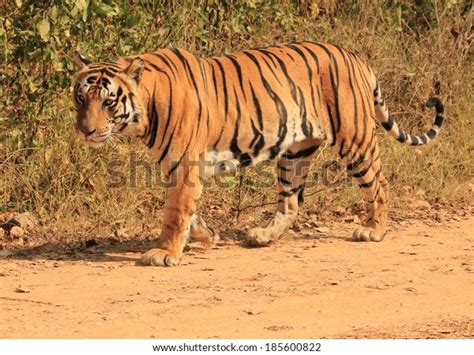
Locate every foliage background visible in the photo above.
<box><xmin>0</xmin><ymin>0</ymin><xmax>472</xmax><ymax>242</ymax></box>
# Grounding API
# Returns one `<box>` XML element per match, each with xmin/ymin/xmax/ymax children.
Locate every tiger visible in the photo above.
<box><xmin>72</xmin><ymin>41</ymin><xmax>444</xmax><ymax>267</ymax></box>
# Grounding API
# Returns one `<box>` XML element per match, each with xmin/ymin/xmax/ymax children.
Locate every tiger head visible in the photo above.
<box><xmin>72</xmin><ymin>52</ymin><xmax>147</xmax><ymax>148</ymax></box>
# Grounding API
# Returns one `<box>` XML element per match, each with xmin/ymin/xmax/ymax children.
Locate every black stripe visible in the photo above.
<box><xmin>346</xmin><ymin>129</ymin><xmax>376</xmax><ymax>169</ymax></box>
<box><xmin>229</xmin><ymin>87</ymin><xmax>242</xmax><ymax>159</ymax></box>
<box><xmin>198</xmin><ymin>60</ymin><xmax>208</xmax><ymax>93</ymax></box>
<box><xmin>159</xmin><ymin>51</ymin><xmax>180</xmax><ymax>78</ymax></box>
<box><xmin>239</xmin><ymin>153</ymin><xmax>252</xmax><ymax>168</ymax></box>
<box><xmin>129</xmin><ymin>92</ymin><xmax>136</xmax><ymax>112</ymax></box>
<box><xmin>359</xmin><ymin>170</ymin><xmax>381</xmax><ymax>188</ymax></box>
<box><xmin>258</xmin><ymin>49</ymin><xmax>278</xmax><ymax>67</ymax></box>
<box><xmin>117</xmin><ymin>123</ymin><xmax>128</xmax><ymax>132</ymax></box>
<box><xmin>151</xmin><ymin>52</ymin><xmax>177</xmax><ymax>79</ymax></box>
<box><xmin>311</xmin><ymin>42</ymin><xmax>340</xmax><ymax>85</ymax></box>
<box><xmin>157</xmin><ymin>78</ymin><xmax>173</xmax><ymax>150</ymax></box>
<box><xmin>259</xmin><ymin>56</ymin><xmax>284</xmax><ymax>85</ymax></box>
<box><xmin>297</xmin><ymin>86</ymin><xmax>312</xmax><ymax>138</ymax></box>
<box><xmin>397</xmin><ymin>130</ymin><xmax>407</xmax><ymax>143</ymax></box>
<box><xmin>286</xmin><ymin>43</ymin><xmax>318</xmax><ymax>120</ymax></box>
<box><xmin>426</xmin><ymin>128</ymin><xmax>437</xmax><ymax>140</ymax></box>
<box><xmin>158</xmin><ymin>123</ymin><xmax>177</xmax><ymax>164</ymax></box>
<box><xmin>351</xmin><ymin>54</ymin><xmax>373</xmax><ymax>100</ymax></box>
<box><xmin>259</xmin><ymin>49</ymin><xmax>298</xmax><ymax>103</ymax></box>
<box><xmin>210</xmin><ymin>62</ymin><xmax>219</xmax><ymax>104</ymax></box>
<box><xmin>147</xmin><ymin>82</ymin><xmax>159</xmax><ymax>148</ymax></box>
<box><xmin>88</xmin><ymin>64</ymin><xmax>118</xmax><ymax>72</ymax></box>
<box><xmin>83</xmin><ymin>69</ymin><xmax>113</xmax><ymax>77</ymax></box>
<box><xmin>278</xmin><ymin>176</ymin><xmax>292</xmax><ymax>185</ymax></box>
<box><xmin>249</xmin><ymin>119</ymin><xmax>265</xmax><ymax>156</ymax></box>
<box><xmin>249</xmin><ymin>83</ymin><xmax>263</xmax><ymax>130</ymax></box>
<box><xmin>143</xmin><ymin>59</ymin><xmax>167</xmax><ymax>74</ymax></box>
<box><xmin>337</xmin><ymin>47</ymin><xmax>359</xmax><ymax>152</ymax></box>
<box><xmin>347</xmin><ymin>156</ymin><xmax>364</xmax><ymax>171</ymax></box>
<box><xmin>352</xmin><ymin>151</ymin><xmax>379</xmax><ymax>178</ymax></box>
<box><xmin>226</xmin><ymin>55</ymin><xmax>246</xmax><ymax>99</ymax></box>
<box><xmin>283</xmin><ymin>145</ymin><xmax>319</xmax><ymax>160</ymax></box>
<box><xmin>243</xmin><ymin>51</ymin><xmax>288</xmax><ymax>160</ymax></box>
<box><xmin>213</xmin><ymin>58</ymin><xmax>229</xmax><ymax>123</ymax></box>
<box><xmin>327</xmin><ymin>64</ymin><xmax>342</xmax><ymax>133</ymax></box>
<box><xmin>248</xmin><ymin>84</ymin><xmax>265</xmax><ymax>156</ymax></box>
<box><xmin>249</xmin><ymin>119</ymin><xmax>260</xmax><ymax>148</ymax></box>
<box><xmin>170</xmin><ymin>49</ymin><xmax>203</xmax><ymax>134</ymax></box>
<box><xmin>382</xmin><ymin>114</ymin><xmax>394</xmax><ymax>131</ymax></box>
<box><xmin>101</xmin><ymin>77</ymin><xmax>110</xmax><ymax>88</ymax></box>
<box><xmin>297</xmin><ymin>185</ymin><xmax>305</xmax><ymax>206</ymax></box>
<box><xmin>309</xmin><ymin>43</ymin><xmax>342</xmax><ymax>134</ymax></box>
<box><xmin>279</xmin><ymin>184</ymin><xmax>304</xmax><ymax>197</ymax></box>
<box><xmin>167</xmin><ymin>139</ymin><xmax>192</xmax><ymax>176</ymax></box>
<box><xmin>278</xmin><ymin>165</ymin><xmax>291</xmax><ymax>172</ymax></box>
<box><xmin>212</xmin><ymin>129</ymin><xmax>224</xmax><ymax>150</ymax></box>
<box><xmin>300</xmin><ymin>43</ymin><xmax>321</xmax><ymax>73</ymax></box>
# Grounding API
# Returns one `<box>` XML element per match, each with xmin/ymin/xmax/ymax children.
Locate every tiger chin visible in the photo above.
<box><xmin>71</xmin><ymin>41</ymin><xmax>444</xmax><ymax>267</ymax></box>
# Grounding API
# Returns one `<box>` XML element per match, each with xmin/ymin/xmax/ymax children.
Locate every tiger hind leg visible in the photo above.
<box><xmin>345</xmin><ymin>137</ymin><xmax>389</xmax><ymax>242</ymax></box>
<box><xmin>246</xmin><ymin>139</ymin><xmax>321</xmax><ymax>246</ymax></box>
<box><xmin>189</xmin><ymin>213</ymin><xmax>219</xmax><ymax>245</ymax></box>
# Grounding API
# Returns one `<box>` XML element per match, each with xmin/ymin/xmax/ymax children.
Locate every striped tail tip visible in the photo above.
<box><xmin>426</xmin><ymin>96</ymin><xmax>444</xmax><ymax>128</ymax></box>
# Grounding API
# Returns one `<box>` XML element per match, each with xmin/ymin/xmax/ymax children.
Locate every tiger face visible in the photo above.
<box><xmin>72</xmin><ymin>52</ymin><xmax>147</xmax><ymax>148</ymax></box>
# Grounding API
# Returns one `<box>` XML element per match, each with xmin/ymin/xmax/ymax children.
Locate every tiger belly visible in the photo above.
<box><xmin>200</xmin><ymin>149</ymin><xmax>271</xmax><ymax>178</ymax></box>
<box><xmin>201</xmin><ymin>133</ymin><xmax>325</xmax><ymax>178</ymax></box>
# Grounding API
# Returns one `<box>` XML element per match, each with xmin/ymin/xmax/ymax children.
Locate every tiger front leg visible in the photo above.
<box><xmin>141</xmin><ymin>163</ymin><xmax>202</xmax><ymax>266</ymax></box>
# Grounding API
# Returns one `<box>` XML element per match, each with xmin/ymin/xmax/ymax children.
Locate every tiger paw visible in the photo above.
<box><xmin>190</xmin><ymin>223</ymin><xmax>220</xmax><ymax>246</ymax></box>
<box><xmin>246</xmin><ymin>227</ymin><xmax>273</xmax><ymax>247</ymax></box>
<box><xmin>140</xmin><ymin>248</ymin><xmax>182</xmax><ymax>266</ymax></box>
<box><xmin>352</xmin><ymin>227</ymin><xmax>385</xmax><ymax>242</ymax></box>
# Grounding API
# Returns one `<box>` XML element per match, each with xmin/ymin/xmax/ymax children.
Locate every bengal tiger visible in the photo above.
<box><xmin>72</xmin><ymin>41</ymin><xmax>444</xmax><ymax>266</ymax></box>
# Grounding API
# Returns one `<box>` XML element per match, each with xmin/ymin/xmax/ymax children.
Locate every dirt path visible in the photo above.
<box><xmin>0</xmin><ymin>216</ymin><xmax>473</xmax><ymax>339</ymax></box>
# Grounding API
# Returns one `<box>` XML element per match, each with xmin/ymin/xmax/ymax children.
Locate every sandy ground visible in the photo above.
<box><xmin>0</xmin><ymin>215</ymin><xmax>472</xmax><ymax>339</ymax></box>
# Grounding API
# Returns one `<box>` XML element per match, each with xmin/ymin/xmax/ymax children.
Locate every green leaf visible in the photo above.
<box><xmin>15</xmin><ymin>0</ymin><xmax>22</xmax><ymax>8</ymax></box>
<box><xmin>93</xmin><ymin>1</ymin><xmax>119</xmax><ymax>18</ymax></box>
<box><xmin>70</xmin><ymin>6</ymin><xmax>78</xmax><ymax>17</ymax></box>
<box><xmin>50</xmin><ymin>6</ymin><xmax>58</xmax><ymax>20</ymax></box>
<box><xmin>37</xmin><ymin>19</ymin><xmax>50</xmax><ymax>40</ymax></box>
<box><xmin>79</xmin><ymin>0</ymin><xmax>90</xmax><ymax>22</ymax></box>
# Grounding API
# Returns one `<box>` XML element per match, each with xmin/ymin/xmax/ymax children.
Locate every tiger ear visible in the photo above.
<box><xmin>72</xmin><ymin>51</ymin><xmax>92</xmax><ymax>70</ymax></box>
<box><xmin>124</xmin><ymin>57</ymin><xmax>144</xmax><ymax>83</ymax></box>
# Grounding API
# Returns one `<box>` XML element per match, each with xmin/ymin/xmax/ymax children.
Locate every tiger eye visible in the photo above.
<box><xmin>104</xmin><ymin>98</ymin><xmax>114</xmax><ymax>107</ymax></box>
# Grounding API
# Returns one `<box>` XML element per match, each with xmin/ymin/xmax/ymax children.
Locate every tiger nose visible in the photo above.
<box><xmin>76</xmin><ymin>122</ymin><xmax>96</xmax><ymax>137</ymax></box>
<box><xmin>79</xmin><ymin>126</ymin><xmax>96</xmax><ymax>137</ymax></box>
